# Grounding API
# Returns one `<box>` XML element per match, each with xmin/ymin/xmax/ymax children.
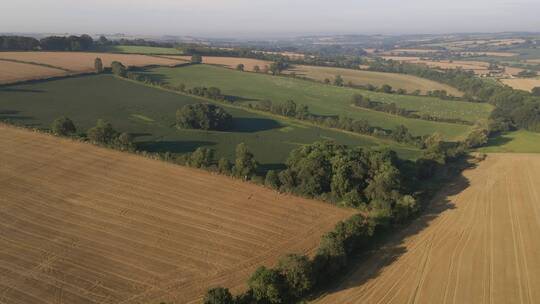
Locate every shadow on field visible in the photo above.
<box><xmin>0</xmin><ymin>110</ymin><xmax>35</xmax><ymax>121</ymax></box>
<box><xmin>136</xmin><ymin>140</ymin><xmax>215</xmax><ymax>154</ymax></box>
<box><xmin>482</xmin><ymin>133</ymin><xmax>513</xmax><ymax>149</ymax></box>
<box><xmin>313</xmin><ymin>157</ymin><xmax>478</xmax><ymax>300</ymax></box>
<box><xmin>232</xmin><ymin>117</ymin><xmax>282</xmax><ymax>133</ymax></box>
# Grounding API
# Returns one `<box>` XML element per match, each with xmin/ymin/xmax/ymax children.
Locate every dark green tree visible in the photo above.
<box><xmin>111</xmin><ymin>61</ymin><xmax>127</xmax><ymax>77</ymax></box>
<box><xmin>233</xmin><ymin>143</ymin><xmax>258</xmax><ymax>180</ymax></box>
<box><xmin>51</xmin><ymin>116</ymin><xmax>76</xmax><ymax>136</ymax></box>
<box><xmin>94</xmin><ymin>58</ymin><xmax>104</xmax><ymax>73</ymax></box>
<box><xmin>248</xmin><ymin>266</ymin><xmax>287</xmax><ymax>304</ymax></box>
<box><xmin>218</xmin><ymin>157</ymin><xmax>232</xmax><ymax>175</ymax></box>
<box><xmin>264</xmin><ymin>170</ymin><xmax>280</xmax><ymax>190</ymax></box>
<box><xmin>176</xmin><ymin>104</ymin><xmax>233</xmax><ymax>131</ymax></box>
<box><xmin>87</xmin><ymin>119</ymin><xmax>117</xmax><ymax>143</ymax></box>
<box><xmin>189</xmin><ymin>147</ymin><xmax>215</xmax><ymax>168</ymax></box>
<box><xmin>236</xmin><ymin>64</ymin><xmax>245</xmax><ymax>71</ymax></box>
<box><xmin>253</xmin><ymin>65</ymin><xmax>261</xmax><ymax>73</ymax></box>
<box><xmin>277</xmin><ymin>254</ymin><xmax>313</xmax><ymax>298</ymax></box>
<box><xmin>333</xmin><ymin>75</ymin><xmax>344</xmax><ymax>86</ymax></box>
<box><xmin>204</xmin><ymin>287</ymin><xmax>234</xmax><ymax>304</ymax></box>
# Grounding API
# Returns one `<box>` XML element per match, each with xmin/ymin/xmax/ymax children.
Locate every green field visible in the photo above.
<box><xmin>477</xmin><ymin>130</ymin><xmax>540</xmax><ymax>153</ymax></box>
<box><xmin>0</xmin><ymin>75</ymin><xmax>421</xmax><ymax>166</ymax></box>
<box><xmin>140</xmin><ymin>65</ymin><xmax>491</xmax><ymax>140</ymax></box>
<box><xmin>103</xmin><ymin>45</ymin><xmax>183</xmax><ymax>55</ymax></box>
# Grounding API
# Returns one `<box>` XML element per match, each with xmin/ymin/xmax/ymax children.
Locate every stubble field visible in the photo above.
<box><xmin>316</xmin><ymin>153</ymin><xmax>540</xmax><ymax>304</ymax></box>
<box><xmin>0</xmin><ymin>60</ymin><xmax>67</xmax><ymax>84</ymax></box>
<box><xmin>0</xmin><ymin>125</ymin><xmax>355</xmax><ymax>304</ymax></box>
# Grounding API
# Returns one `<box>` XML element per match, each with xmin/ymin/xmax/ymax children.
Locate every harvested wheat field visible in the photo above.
<box><xmin>160</xmin><ymin>55</ymin><xmax>271</xmax><ymax>72</ymax></box>
<box><xmin>317</xmin><ymin>153</ymin><xmax>540</xmax><ymax>304</ymax></box>
<box><xmin>0</xmin><ymin>52</ymin><xmax>181</xmax><ymax>74</ymax></box>
<box><xmin>0</xmin><ymin>125</ymin><xmax>354</xmax><ymax>304</ymax></box>
<box><xmin>0</xmin><ymin>60</ymin><xmax>68</xmax><ymax>84</ymax></box>
<box><xmin>500</xmin><ymin>77</ymin><xmax>540</xmax><ymax>92</ymax></box>
<box><xmin>285</xmin><ymin>65</ymin><xmax>463</xmax><ymax>96</ymax></box>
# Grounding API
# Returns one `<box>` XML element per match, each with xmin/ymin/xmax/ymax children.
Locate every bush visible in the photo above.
<box><xmin>87</xmin><ymin>119</ymin><xmax>117</xmax><ymax>143</ymax></box>
<box><xmin>218</xmin><ymin>157</ymin><xmax>232</xmax><ymax>175</ymax></box>
<box><xmin>204</xmin><ymin>287</ymin><xmax>234</xmax><ymax>304</ymax></box>
<box><xmin>248</xmin><ymin>267</ymin><xmax>288</xmax><ymax>304</ymax></box>
<box><xmin>265</xmin><ymin>170</ymin><xmax>280</xmax><ymax>190</ymax></box>
<box><xmin>94</xmin><ymin>58</ymin><xmax>104</xmax><ymax>73</ymax></box>
<box><xmin>176</xmin><ymin>104</ymin><xmax>233</xmax><ymax>131</ymax></box>
<box><xmin>277</xmin><ymin>254</ymin><xmax>313</xmax><ymax>298</ymax></box>
<box><xmin>111</xmin><ymin>61</ymin><xmax>127</xmax><ymax>77</ymax></box>
<box><xmin>51</xmin><ymin>116</ymin><xmax>76</xmax><ymax>136</ymax></box>
<box><xmin>188</xmin><ymin>147</ymin><xmax>214</xmax><ymax>168</ymax></box>
<box><xmin>233</xmin><ymin>143</ymin><xmax>258</xmax><ymax>180</ymax></box>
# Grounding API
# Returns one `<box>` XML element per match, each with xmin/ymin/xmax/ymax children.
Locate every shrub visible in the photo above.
<box><xmin>218</xmin><ymin>157</ymin><xmax>232</xmax><ymax>175</ymax></box>
<box><xmin>111</xmin><ymin>61</ymin><xmax>127</xmax><ymax>77</ymax></box>
<box><xmin>51</xmin><ymin>116</ymin><xmax>76</xmax><ymax>136</ymax></box>
<box><xmin>265</xmin><ymin>170</ymin><xmax>280</xmax><ymax>190</ymax></box>
<box><xmin>94</xmin><ymin>58</ymin><xmax>104</xmax><ymax>73</ymax></box>
<box><xmin>87</xmin><ymin>119</ymin><xmax>117</xmax><ymax>143</ymax></box>
<box><xmin>204</xmin><ymin>287</ymin><xmax>234</xmax><ymax>304</ymax></box>
<box><xmin>176</xmin><ymin>104</ymin><xmax>233</xmax><ymax>131</ymax></box>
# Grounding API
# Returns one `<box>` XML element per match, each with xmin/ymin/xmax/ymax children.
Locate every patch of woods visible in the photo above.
<box><xmin>0</xmin><ymin>35</ymin><xmax>95</xmax><ymax>51</ymax></box>
<box><xmin>351</xmin><ymin>94</ymin><xmax>473</xmax><ymax>125</ymax></box>
<box><xmin>176</xmin><ymin>103</ymin><xmax>233</xmax><ymax>131</ymax></box>
<box><xmin>368</xmin><ymin>59</ymin><xmax>540</xmax><ymax>133</ymax></box>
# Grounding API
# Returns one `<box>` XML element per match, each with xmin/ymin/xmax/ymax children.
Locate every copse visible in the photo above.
<box><xmin>87</xmin><ymin>119</ymin><xmax>117</xmax><ymax>144</ymax></box>
<box><xmin>94</xmin><ymin>58</ymin><xmax>104</xmax><ymax>73</ymax></box>
<box><xmin>111</xmin><ymin>61</ymin><xmax>127</xmax><ymax>77</ymax></box>
<box><xmin>51</xmin><ymin>116</ymin><xmax>76</xmax><ymax>136</ymax></box>
<box><xmin>176</xmin><ymin>103</ymin><xmax>233</xmax><ymax>131</ymax></box>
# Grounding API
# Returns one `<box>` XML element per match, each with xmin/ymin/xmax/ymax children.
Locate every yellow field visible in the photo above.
<box><xmin>500</xmin><ymin>77</ymin><xmax>540</xmax><ymax>92</ymax></box>
<box><xmin>159</xmin><ymin>55</ymin><xmax>271</xmax><ymax>72</ymax></box>
<box><xmin>0</xmin><ymin>60</ymin><xmax>68</xmax><ymax>84</ymax></box>
<box><xmin>0</xmin><ymin>52</ymin><xmax>181</xmax><ymax>74</ymax></box>
<box><xmin>0</xmin><ymin>125</ymin><xmax>354</xmax><ymax>304</ymax></box>
<box><xmin>285</xmin><ymin>64</ymin><xmax>463</xmax><ymax>96</ymax></box>
<box><xmin>317</xmin><ymin>153</ymin><xmax>540</xmax><ymax>304</ymax></box>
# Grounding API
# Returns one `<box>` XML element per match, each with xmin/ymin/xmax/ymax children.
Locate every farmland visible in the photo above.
<box><xmin>478</xmin><ymin>130</ymin><xmax>540</xmax><ymax>154</ymax></box>
<box><xmin>0</xmin><ymin>52</ymin><xmax>181</xmax><ymax>74</ymax></box>
<box><xmin>500</xmin><ymin>77</ymin><xmax>540</xmax><ymax>92</ymax></box>
<box><xmin>0</xmin><ymin>60</ymin><xmax>67</xmax><ymax>84</ymax></box>
<box><xmin>159</xmin><ymin>55</ymin><xmax>271</xmax><ymax>72</ymax></box>
<box><xmin>103</xmin><ymin>45</ymin><xmax>183</xmax><ymax>55</ymax></box>
<box><xmin>317</xmin><ymin>153</ymin><xmax>540</xmax><ymax>304</ymax></box>
<box><xmin>0</xmin><ymin>74</ymin><xmax>421</xmax><ymax>163</ymax></box>
<box><xmin>0</xmin><ymin>124</ymin><xmax>355</xmax><ymax>303</ymax></box>
<box><xmin>285</xmin><ymin>64</ymin><xmax>463</xmax><ymax>96</ymax></box>
<box><xmin>139</xmin><ymin>64</ymin><xmax>492</xmax><ymax>140</ymax></box>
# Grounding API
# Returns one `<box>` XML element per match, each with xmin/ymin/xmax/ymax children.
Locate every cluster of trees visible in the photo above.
<box><xmin>368</xmin><ymin>58</ymin><xmax>540</xmax><ymax>133</ymax></box>
<box><xmin>49</xmin><ymin>117</ymin><xmax>134</xmax><ymax>151</ymax></box>
<box><xmin>0</xmin><ymin>34</ymin><xmax>95</xmax><ymax>51</ymax></box>
<box><xmin>352</xmin><ymin>94</ymin><xmax>472</xmax><ymax>125</ymax></box>
<box><xmin>253</xmin><ymin>100</ymin><xmax>310</xmax><ymax>120</ymax></box>
<box><xmin>111</xmin><ymin>61</ymin><xmax>127</xmax><ymax>77</ymax></box>
<box><xmin>176</xmin><ymin>103</ymin><xmax>233</xmax><ymax>131</ymax></box>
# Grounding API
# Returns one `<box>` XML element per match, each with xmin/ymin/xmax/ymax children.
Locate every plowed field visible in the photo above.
<box><xmin>0</xmin><ymin>125</ymin><xmax>354</xmax><ymax>304</ymax></box>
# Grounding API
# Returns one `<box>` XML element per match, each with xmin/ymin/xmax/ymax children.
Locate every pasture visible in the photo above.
<box><xmin>103</xmin><ymin>45</ymin><xmax>183</xmax><ymax>55</ymax></box>
<box><xmin>285</xmin><ymin>64</ymin><xmax>463</xmax><ymax>96</ymax></box>
<box><xmin>316</xmin><ymin>153</ymin><xmax>540</xmax><ymax>304</ymax></box>
<box><xmin>0</xmin><ymin>52</ymin><xmax>181</xmax><ymax>74</ymax></box>
<box><xmin>0</xmin><ymin>125</ymin><xmax>355</xmax><ymax>303</ymax></box>
<box><xmin>0</xmin><ymin>60</ymin><xmax>68</xmax><ymax>84</ymax></box>
<box><xmin>139</xmin><ymin>64</ymin><xmax>491</xmax><ymax>140</ymax></box>
<box><xmin>0</xmin><ymin>74</ymin><xmax>421</xmax><ymax>164</ymax></box>
<box><xmin>478</xmin><ymin>130</ymin><xmax>540</xmax><ymax>153</ymax></box>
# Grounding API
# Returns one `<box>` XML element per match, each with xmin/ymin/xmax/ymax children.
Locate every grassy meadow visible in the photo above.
<box><xmin>139</xmin><ymin>64</ymin><xmax>492</xmax><ymax>140</ymax></box>
<box><xmin>103</xmin><ymin>45</ymin><xmax>183</xmax><ymax>55</ymax></box>
<box><xmin>0</xmin><ymin>75</ymin><xmax>421</xmax><ymax>166</ymax></box>
<box><xmin>477</xmin><ymin>130</ymin><xmax>540</xmax><ymax>154</ymax></box>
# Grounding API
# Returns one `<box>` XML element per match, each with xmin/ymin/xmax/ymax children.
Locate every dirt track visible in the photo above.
<box><xmin>317</xmin><ymin>153</ymin><xmax>540</xmax><ymax>304</ymax></box>
<box><xmin>0</xmin><ymin>125</ymin><xmax>353</xmax><ymax>304</ymax></box>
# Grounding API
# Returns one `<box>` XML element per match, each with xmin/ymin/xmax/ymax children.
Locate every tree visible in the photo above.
<box><xmin>176</xmin><ymin>104</ymin><xmax>233</xmax><ymax>131</ymax></box>
<box><xmin>265</xmin><ymin>170</ymin><xmax>280</xmax><ymax>189</ymax></box>
<box><xmin>236</xmin><ymin>64</ymin><xmax>245</xmax><ymax>71</ymax></box>
<box><xmin>233</xmin><ymin>143</ymin><xmax>258</xmax><ymax>180</ymax></box>
<box><xmin>465</xmin><ymin>128</ymin><xmax>489</xmax><ymax>148</ymax></box>
<box><xmin>248</xmin><ymin>266</ymin><xmax>287</xmax><ymax>304</ymax></box>
<box><xmin>218</xmin><ymin>157</ymin><xmax>232</xmax><ymax>175</ymax></box>
<box><xmin>277</xmin><ymin>254</ymin><xmax>313</xmax><ymax>298</ymax></box>
<box><xmin>116</xmin><ymin>132</ymin><xmax>135</xmax><ymax>151</ymax></box>
<box><xmin>188</xmin><ymin>147</ymin><xmax>214</xmax><ymax>168</ymax></box>
<box><xmin>51</xmin><ymin>116</ymin><xmax>76</xmax><ymax>136</ymax></box>
<box><xmin>333</xmin><ymin>75</ymin><xmax>344</xmax><ymax>86</ymax></box>
<box><xmin>380</xmin><ymin>84</ymin><xmax>393</xmax><ymax>94</ymax></box>
<box><xmin>532</xmin><ymin>87</ymin><xmax>540</xmax><ymax>97</ymax></box>
<box><xmin>204</xmin><ymin>288</ymin><xmax>234</xmax><ymax>304</ymax></box>
<box><xmin>94</xmin><ymin>58</ymin><xmax>104</xmax><ymax>73</ymax></box>
<box><xmin>253</xmin><ymin>65</ymin><xmax>261</xmax><ymax>73</ymax></box>
<box><xmin>111</xmin><ymin>61</ymin><xmax>127</xmax><ymax>77</ymax></box>
<box><xmin>87</xmin><ymin>119</ymin><xmax>117</xmax><ymax>143</ymax></box>
<box><xmin>191</xmin><ymin>54</ymin><xmax>203</xmax><ymax>64</ymax></box>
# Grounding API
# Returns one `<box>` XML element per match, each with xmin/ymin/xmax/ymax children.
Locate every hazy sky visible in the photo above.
<box><xmin>1</xmin><ymin>0</ymin><xmax>539</xmax><ymax>38</ymax></box>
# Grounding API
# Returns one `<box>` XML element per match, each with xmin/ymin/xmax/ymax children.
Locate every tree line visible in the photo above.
<box><xmin>0</xmin><ymin>34</ymin><xmax>96</xmax><ymax>51</ymax></box>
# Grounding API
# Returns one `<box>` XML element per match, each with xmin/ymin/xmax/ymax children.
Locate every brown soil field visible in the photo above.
<box><xmin>284</xmin><ymin>65</ymin><xmax>463</xmax><ymax>96</ymax></box>
<box><xmin>500</xmin><ymin>78</ymin><xmax>540</xmax><ymax>92</ymax></box>
<box><xmin>0</xmin><ymin>60</ymin><xmax>68</xmax><ymax>84</ymax></box>
<box><xmin>316</xmin><ymin>153</ymin><xmax>540</xmax><ymax>304</ymax></box>
<box><xmin>0</xmin><ymin>52</ymin><xmax>181</xmax><ymax>74</ymax></box>
<box><xmin>459</xmin><ymin>51</ymin><xmax>518</xmax><ymax>57</ymax></box>
<box><xmin>160</xmin><ymin>55</ymin><xmax>271</xmax><ymax>72</ymax></box>
<box><xmin>380</xmin><ymin>56</ymin><xmax>496</xmax><ymax>75</ymax></box>
<box><xmin>0</xmin><ymin>125</ymin><xmax>354</xmax><ymax>304</ymax></box>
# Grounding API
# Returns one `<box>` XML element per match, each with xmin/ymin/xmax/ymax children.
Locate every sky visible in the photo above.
<box><xmin>1</xmin><ymin>0</ymin><xmax>540</xmax><ymax>38</ymax></box>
